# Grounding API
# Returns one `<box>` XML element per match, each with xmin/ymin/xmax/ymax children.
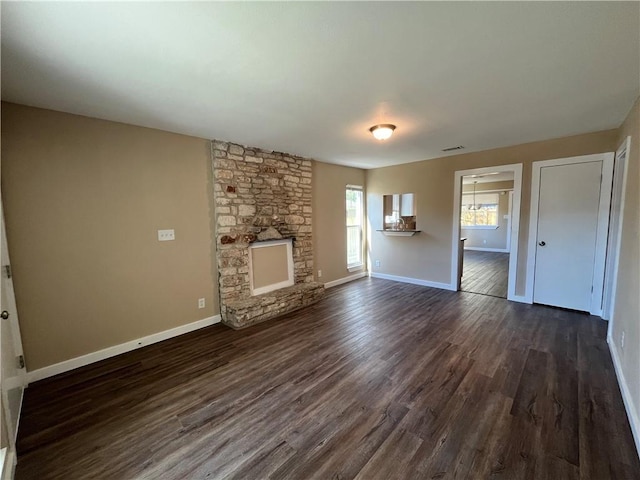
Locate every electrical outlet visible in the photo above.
<box><xmin>483</xmin><ymin>239</ymin><xmax>487</xmax><ymax>245</ymax></box>
<box><xmin>318</xmin><ymin>270</ymin><xmax>322</xmax><ymax>278</ymax></box>
<box><xmin>158</xmin><ymin>229</ymin><xmax>175</xmax><ymax>241</ymax></box>
<box><xmin>375</xmin><ymin>260</ymin><xmax>380</xmax><ymax>267</ymax></box>
<box><xmin>621</xmin><ymin>331</ymin><xmax>625</xmax><ymax>350</ymax></box>
<box><xmin>198</xmin><ymin>298</ymin><xmax>205</xmax><ymax>309</ymax></box>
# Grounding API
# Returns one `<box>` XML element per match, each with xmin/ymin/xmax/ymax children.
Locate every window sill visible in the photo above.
<box><xmin>347</xmin><ymin>264</ymin><xmax>364</xmax><ymax>273</ymax></box>
<box><xmin>461</xmin><ymin>225</ymin><xmax>499</xmax><ymax>230</ymax></box>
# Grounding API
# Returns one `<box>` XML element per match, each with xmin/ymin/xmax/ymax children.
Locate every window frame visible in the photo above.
<box><xmin>346</xmin><ymin>185</ymin><xmax>364</xmax><ymax>271</ymax></box>
<box><xmin>460</xmin><ymin>191</ymin><xmax>500</xmax><ymax>229</ymax></box>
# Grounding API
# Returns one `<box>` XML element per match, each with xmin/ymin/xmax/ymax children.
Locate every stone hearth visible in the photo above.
<box><xmin>224</xmin><ymin>283</ymin><xmax>325</xmax><ymax>329</ymax></box>
<box><xmin>212</xmin><ymin>140</ymin><xmax>325</xmax><ymax>328</ymax></box>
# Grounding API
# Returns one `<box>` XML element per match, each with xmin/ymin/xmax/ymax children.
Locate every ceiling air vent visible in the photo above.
<box><xmin>442</xmin><ymin>145</ymin><xmax>465</xmax><ymax>152</ymax></box>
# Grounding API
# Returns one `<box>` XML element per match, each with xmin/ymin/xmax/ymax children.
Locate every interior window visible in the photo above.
<box><xmin>461</xmin><ymin>192</ymin><xmax>499</xmax><ymax>227</ymax></box>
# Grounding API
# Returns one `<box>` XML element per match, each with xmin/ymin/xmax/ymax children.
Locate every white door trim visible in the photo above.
<box><xmin>451</xmin><ymin>163</ymin><xmax>523</xmax><ymax>301</ymax></box>
<box><xmin>525</xmin><ymin>152</ymin><xmax>615</xmax><ymax>315</ymax></box>
<box><xmin>506</xmin><ymin>190</ymin><xmax>513</xmax><ymax>252</ymax></box>
<box><xmin>603</xmin><ymin>137</ymin><xmax>631</xmax><ymax>322</ymax></box>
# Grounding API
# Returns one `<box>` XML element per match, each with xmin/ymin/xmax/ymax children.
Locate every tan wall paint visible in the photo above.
<box><xmin>1</xmin><ymin>103</ymin><xmax>218</xmax><ymax>370</ymax></box>
<box><xmin>461</xmin><ymin>180</ymin><xmax>514</xmax><ymax>250</ymax></box>
<box><xmin>611</xmin><ymin>96</ymin><xmax>640</xmax><ymax>434</ymax></box>
<box><xmin>313</xmin><ymin>161</ymin><xmax>366</xmax><ymax>284</ymax></box>
<box><xmin>0</xmin><ymin>101</ymin><xmax>627</xmax><ymax>379</ymax></box>
<box><xmin>367</xmin><ymin>129</ymin><xmax>618</xmax><ymax>292</ymax></box>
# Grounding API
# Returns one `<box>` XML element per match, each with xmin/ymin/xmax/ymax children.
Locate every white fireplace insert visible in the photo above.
<box><xmin>248</xmin><ymin>238</ymin><xmax>294</xmax><ymax>296</ymax></box>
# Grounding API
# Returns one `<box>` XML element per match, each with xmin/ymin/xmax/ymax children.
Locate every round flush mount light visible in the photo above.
<box><xmin>369</xmin><ymin>124</ymin><xmax>396</xmax><ymax>141</ymax></box>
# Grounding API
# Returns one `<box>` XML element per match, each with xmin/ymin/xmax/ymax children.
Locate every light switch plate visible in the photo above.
<box><xmin>158</xmin><ymin>229</ymin><xmax>175</xmax><ymax>241</ymax></box>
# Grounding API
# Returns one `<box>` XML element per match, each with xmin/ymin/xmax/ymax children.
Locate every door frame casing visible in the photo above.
<box><xmin>525</xmin><ymin>152</ymin><xmax>614</xmax><ymax>315</ymax></box>
<box><xmin>0</xmin><ymin>199</ymin><xmax>28</xmax><ymax>479</ymax></box>
<box><xmin>451</xmin><ymin>163</ymin><xmax>523</xmax><ymax>300</ymax></box>
<box><xmin>603</xmin><ymin>137</ymin><xmax>631</xmax><ymax>321</ymax></box>
<box><xmin>506</xmin><ymin>190</ymin><xmax>514</xmax><ymax>252</ymax></box>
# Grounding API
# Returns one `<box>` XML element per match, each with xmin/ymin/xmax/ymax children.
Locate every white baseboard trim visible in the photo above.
<box><xmin>27</xmin><ymin>315</ymin><xmax>221</xmax><ymax>383</ymax></box>
<box><xmin>508</xmin><ymin>295</ymin><xmax>530</xmax><ymax>304</ymax></box>
<box><xmin>608</xmin><ymin>336</ymin><xmax>640</xmax><ymax>459</ymax></box>
<box><xmin>464</xmin><ymin>247</ymin><xmax>510</xmax><ymax>253</ymax></box>
<box><xmin>324</xmin><ymin>271</ymin><xmax>367</xmax><ymax>289</ymax></box>
<box><xmin>1</xmin><ymin>448</ymin><xmax>15</xmax><ymax>480</ymax></box>
<box><xmin>370</xmin><ymin>272</ymin><xmax>456</xmax><ymax>291</ymax></box>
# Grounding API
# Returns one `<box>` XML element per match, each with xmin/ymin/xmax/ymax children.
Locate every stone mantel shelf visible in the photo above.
<box><xmin>377</xmin><ymin>230</ymin><xmax>421</xmax><ymax>237</ymax></box>
<box><xmin>251</xmin><ymin>236</ymin><xmax>295</xmax><ymax>245</ymax></box>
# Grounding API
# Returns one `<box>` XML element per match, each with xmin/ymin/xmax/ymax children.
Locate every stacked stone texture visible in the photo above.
<box><xmin>212</xmin><ymin>140</ymin><xmax>324</xmax><ymax>328</ymax></box>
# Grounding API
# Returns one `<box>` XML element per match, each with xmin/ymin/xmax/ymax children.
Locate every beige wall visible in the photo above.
<box><xmin>1</xmin><ymin>103</ymin><xmax>218</xmax><ymax>370</ymax></box>
<box><xmin>461</xmin><ymin>180</ymin><xmax>514</xmax><ymax>250</ymax></box>
<box><xmin>313</xmin><ymin>161</ymin><xmax>366</xmax><ymax>284</ymax></box>
<box><xmin>1</xmin><ymin>100</ymin><xmax>631</xmax><ymax>387</ymax></box>
<box><xmin>367</xmin><ymin>129</ymin><xmax>618</xmax><ymax>292</ymax></box>
<box><xmin>611</xmin><ymin>96</ymin><xmax>640</xmax><ymax>436</ymax></box>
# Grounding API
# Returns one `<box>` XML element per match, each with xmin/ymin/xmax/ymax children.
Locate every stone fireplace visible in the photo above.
<box><xmin>212</xmin><ymin>140</ymin><xmax>325</xmax><ymax>329</ymax></box>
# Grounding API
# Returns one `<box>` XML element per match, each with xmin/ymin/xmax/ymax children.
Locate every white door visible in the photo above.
<box><xmin>533</xmin><ymin>161</ymin><xmax>605</xmax><ymax>312</ymax></box>
<box><xmin>0</xmin><ymin>207</ymin><xmax>27</xmax><ymax>478</ymax></box>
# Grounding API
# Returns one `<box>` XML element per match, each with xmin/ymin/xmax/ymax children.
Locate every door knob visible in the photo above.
<box><xmin>538</xmin><ymin>241</ymin><xmax>546</xmax><ymax>247</ymax></box>
<box><xmin>1</xmin><ymin>311</ymin><xmax>9</xmax><ymax>320</ymax></box>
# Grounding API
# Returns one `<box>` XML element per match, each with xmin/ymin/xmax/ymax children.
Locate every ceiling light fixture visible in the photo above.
<box><xmin>369</xmin><ymin>124</ymin><xmax>396</xmax><ymax>141</ymax></box>
<box><xmin>470</xmin><ymin>181</ymin><xmax>478</xmax><ymax>211</ymax></box>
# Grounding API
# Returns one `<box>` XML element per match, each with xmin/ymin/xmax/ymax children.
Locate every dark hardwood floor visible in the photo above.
<box><xmin>16</xmin><ymin>278</ymin><xmax>640</xmax><ymax>479</ymax></box>
<box><xmin>461</xmin><ymin>250</ymin><xmax>510</xmax><ymax>298</ymax></box>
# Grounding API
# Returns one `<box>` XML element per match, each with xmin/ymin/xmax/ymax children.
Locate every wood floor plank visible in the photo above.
<box><xmin>407</xmin><ymin>372</ymin><xmax>496</xmax><ymax>478</ymax></box>
<box><xmin>542</xmin><ymin>345</ymin><xmax>579</xmax><ymax>467</ymax></box>
<box><xmin>223</xmin><ymin>439</ymin><xmax>297</xmax><ymax>480</ymax></box>
<box><xmin>577</xmin><ymin>330</ymin><xmax>639</xmax><ymax>479</ymax></box>
<box><xmin>14</xmin><ymin>278</ymin><xmax>640</xmax><ymax>479</ymax></box>
<box><xmin>463</xmin><ymin>395</ymin><xmax>515</xmax><ymax>478</ymax></box>
<box><xmin>309</xmin><ymin>402</ymin><xmax>409</xmax><ymax>480</ymax></box>
<box><xmin>461</xmin><ymin>250</ymin><xmax>509</xmax><ymax>298</ymax></box>
<box><xmin>354</xmin><ymin>427</ymin><xmax>423</xmax><ymax>480</ymax></box>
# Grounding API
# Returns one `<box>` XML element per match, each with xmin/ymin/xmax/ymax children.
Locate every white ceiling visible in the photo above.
<box><xmin>2</xmin><ymin>2</ymin><xmax>638</xmax><ymax>169</ymax></box>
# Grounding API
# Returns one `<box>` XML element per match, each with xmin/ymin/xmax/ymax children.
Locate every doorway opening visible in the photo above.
<box><xmin>459</xmin><ymin>172</ymin><xmax>514</xmax><ymax>297</ymax></box>
<box><xmin>451</xmin><ymin>164</ymin><xmax>523</xmax><ymax>301</ymax></box>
